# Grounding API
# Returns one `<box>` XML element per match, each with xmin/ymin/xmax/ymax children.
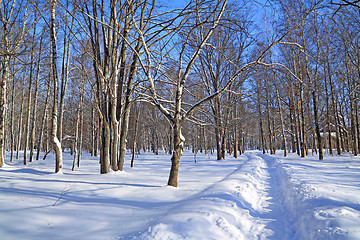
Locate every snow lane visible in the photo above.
<box><xmin>276</xmin><ymin>152</ymin><xmax>360</xmax><ymax>239</ymax></box>
<box><xmin>250</xmin><ymin>152</ymin><xmax>318</xmax><ymax>239</ymax></box>
<box><xmin>120</xmin><ymin>151</ymin><xmax>359</xmax><ymax>239</ymax></box>
<box><xmin>255</xmin><ymin>152</ymin><xmax>357</xmax><ymax>240</ymax></box>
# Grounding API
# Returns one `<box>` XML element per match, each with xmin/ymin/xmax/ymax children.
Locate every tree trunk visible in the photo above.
<box><xmin>9</xmin><ymin>60</ymin><xmax>17</xmax><ymax>163</ymax></box>
<box><xmin>17</xmin><ymin>86</ymin><xmax>26</xmax><ymax>161</ymax></box>
<box><xmin>221</xmin><ymin>131</ymin><xmax>226</xmax><ymax>159</ymax></box>
<box><xmin>118</xmin><ymin>49</ymin><xmax>139</xmax><ymax>170</ymax></box>
<box><xmin>276</xmin><ymin>88</ymin><xmax>287</xmax><ymax>157</ymax></box>
<box><xmin>168</xmin><ymin>124</ymin><xmax>184</xmax><ymax>187</ymax></box>
<box><xmin>211</xmin><ymin>93</ymin><xmax>223</xmax><ymax>160</ymax></box>
<box><xmin>131</xmin><ymin>104</ymin><xmax>140</xmax><ymax>168</ymax></box>
<box><xmin>203</xmin><ymin>126</ymin><xmax>208</xmax><ymax>155</ymax></box>
<box><xmin>334</xmin><ymin>109</ymin><xmax>342</xmax><ymax>155</ymax></box>
<box><xmin>289</xmin><ymin>98</ymin><xmax>296</xmax><ymax>153</ymax></box>
<box><xmin>36</xmin><ymin>78</ymin><xmax>51</xmax><ymax>160</ymax></box>
<box><xmin>94</xmin><ymin>114</ymin><xmax>99</xmax><ymax>157</ymax></box>
<box><xmin>340</xmin><ymin>108</ymin><xmax>349</xmax><ymax>152</ymax></box>
<box><xmin>215</xmin><ymin>126</ymin><xmax>222</xmax><ymax>159</ymax></box>
<box><xmin>0</xmin><ymin>56</ymin><xmax>9</xmax><ymax>167</ymax></box>
<box><xmin>299</xmin><ymin>86</ymin><xmax>306</xmax><ymax>157</ymax></box>
<box><xmin>100</xmin><ymin>119</ymin><xmax>111</xmax><ymax>174</ymax></box>
<box><xmin>91</xmin><ymin>107</ymin><xmax>95</xmax><ymax>156</ymax></box>
<box><xmin>50</xmin><ymin>0</ymin><xmax>63</xmax><ymax>173</ymax></box>
<box><xmin>350</xmin><ymin>104</ymin><xmax>358</xmax><ymax>156</ymax></box>
<box><xmin>238</xmin><ymin>126</ymin><xmax>243</xmax><ymax>155</ymax></box>
<box><xmin>71</xmin><ymin>109</ymin><xmax>80</xmax><ymax>171</ymax></box>
<box><xmin>23</xmin><ymin>25</ymin><xmax>37</xmax><ymax>164</ymax></box>
<box><xmin>29</xmin><ymin>33</ymin><xmax>43</xmax><ymax>162</ymax></box>
<box><xmin>312</xmin><ymin>89</ymin><xmax>323</xmax><ymax>160</ymax></box>
<box><xmin>356</xmin><ymin>101</ymin><xmax>360</xmax><ymax>154</ymax></box>
<box><xmin>259</xmin><ymin>117</ymin><xmax>266</xmax><ymax>154</ymax></box>
<box><xmin>57</xmin><ymin>10</ymin><xmax>73</xmax><ymax>143</ymax></box>
<box><xmin>151</xmin><ymin>128</ymin><xmax>159</xmax><ymax>155</ymax></box>
<box><xmin>110</xmin><ymin>115</ymin><xmax>119</xmax><ymax>171</ymax></box>
<box><xmin>324</xmin><ymin>76</ymin><xmax>333</xmax><ymax>155</ymax></box>
<box><xmin>265</xmin><ymin>81</ymin><xmax>274</xmax><ymax>155</ymax></box>
<box><xmin>233</xmin><ymin>108</ymin><xmax>238</xmax><ymax>158</ymax></box>
<box><xmin>72</xmin><ymin>105</ymin><xmax>80</xmax><ymax>171</ymax></box>
<box><xmin>77</xmin><ymin>104</ymin><xmax>83</xmax><ymax>168</ymax></box>
<box><xmin>72</xmin><ymin>80</ymin><xmax>84</xmax><ymax>170</ymax></box>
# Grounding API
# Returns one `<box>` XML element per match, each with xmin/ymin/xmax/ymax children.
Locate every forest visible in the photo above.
<box><xmin>0</xmin><ymin>0</ymin><xmax>360</xmax><ymax>188</ymax></box>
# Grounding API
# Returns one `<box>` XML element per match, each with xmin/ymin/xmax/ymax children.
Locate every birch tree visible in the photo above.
<box><xmin>0</xmin><ymin>0</ymin><xmax>44</xmax><ymax>167</ymax></box>
<box><xmin>50</xmin><ymin>0</ymin><xmax>63</xmax><ymax>172</ymax></box>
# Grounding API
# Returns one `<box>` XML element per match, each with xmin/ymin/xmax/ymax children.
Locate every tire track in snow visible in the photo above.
<box><xmin>252</xmin><ymin>152</ymin><xmax>298</xmax><ymax>239</ymax></box>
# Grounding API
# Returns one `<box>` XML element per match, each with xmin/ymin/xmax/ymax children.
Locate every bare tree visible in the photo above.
<box><xmin>50</xmin><ymin>0</ymin><xmax>63</xmax><ymax>172</ymax></box>
<box><xmin>29</xmin><ymin>29</ymin><xmax>45</xmax><ymax>162</ymax></box>
<box><xmin>0</xmin><ymin>0</ymin><xmax>44</xmax><ymax>167</ymax></box>
<box><xmin>135</xmin><ymin>0</ymin><xmax>319</xmax><ymax>186</ymax></box>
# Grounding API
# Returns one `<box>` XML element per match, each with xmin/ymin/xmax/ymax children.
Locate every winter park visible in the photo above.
<box><xmin>1</xmin><ymin>0</ymin><xmax>360</xmax><ymax>239</ymax></box>
<box><xmin>0</xmin><ymin>149</ymin><xmax>360</xmax><ymax>239</ymax></box>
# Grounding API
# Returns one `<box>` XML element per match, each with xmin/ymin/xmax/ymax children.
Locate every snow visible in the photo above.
<box><xmin>1</xmin><ymin>150</ymin><xmax>360</xmax><ymax>239</ymax></box>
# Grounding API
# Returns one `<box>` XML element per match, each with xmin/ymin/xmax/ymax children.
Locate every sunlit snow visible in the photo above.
<box><xmin>0</xmin><ymin>150</ymin><xmax>359</xmax><ymax>239</ymax></box>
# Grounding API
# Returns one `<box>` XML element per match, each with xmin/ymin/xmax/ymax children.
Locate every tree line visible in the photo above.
<box><xmin>0</xmin><ymin>0</ymin><xmax>359</xmax><ymax>187</ymax></box>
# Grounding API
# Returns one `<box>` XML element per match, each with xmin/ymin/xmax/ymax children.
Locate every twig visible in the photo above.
<box><xmin>52</xmin><ymin>189</ymin><xmax>70</xmax><ymax>206</ymax></box>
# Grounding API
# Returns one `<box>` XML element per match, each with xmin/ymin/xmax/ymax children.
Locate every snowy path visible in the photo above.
<box><xmin>253</xmin><ymin>152</ymin><xmax>359</xmax><ymax>240</ymax></box>
<box><xmin>137</xmin><ymin>152</ymin><xmax>359</xmax><ymax>239</ymax></box>
<box><xmin>251</xmin><ymin>152</ymin><xmax>334</xmax><ymax>240</ymax></box>
<box><xmin>136</xmin><ymin>152</ymin><xmax>324</xmax><ymax>239</ymax></box>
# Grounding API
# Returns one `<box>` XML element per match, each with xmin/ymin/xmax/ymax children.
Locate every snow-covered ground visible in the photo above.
<box><xmin>0</xmin><ymin>150</ymin><xmax>359</xmax><ymax>239</ymax></box>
